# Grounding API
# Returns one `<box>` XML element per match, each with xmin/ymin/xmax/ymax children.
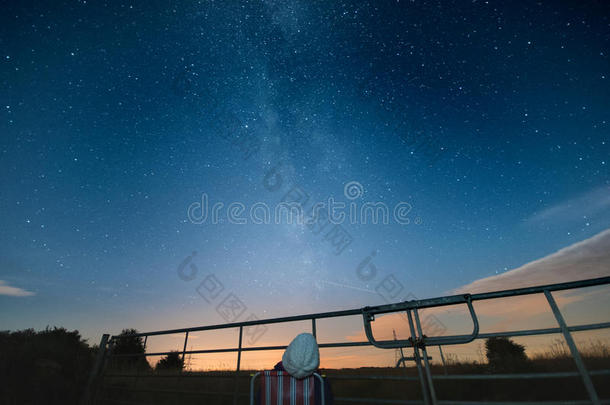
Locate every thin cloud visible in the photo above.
<box><xmin>0</xmin><ymin>280</ymin><xmax>36</xmax><ymax>297</ymax></box>
<box><xmin>455</xmin><ymin>228</ymin><xmax>610</xmax><ymax>294</ymax></box>
<box><xmin>343</xmin><ymin>231</ymin><xmax>610</xmax><ymax>363</ymax></box>
<box><xmin>526</xmin><ymin>186</ymin><xmax>610</xmax><ymax>225</ymax></box>
<box><xmin>449</xmin><ymin>230</ymin><xmax>610</xmax><ymax>338</ymax></box>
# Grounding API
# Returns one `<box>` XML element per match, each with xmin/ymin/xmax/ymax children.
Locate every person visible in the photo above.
<box><xmin>256</xmin><ymin>333</ymin><xmax>334</xmax><ymax>404</ymax></box>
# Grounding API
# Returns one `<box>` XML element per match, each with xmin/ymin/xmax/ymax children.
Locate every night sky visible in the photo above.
<box><xmin>1</xmin><ymin>0</ymin><xmax>609</xmax><ymax>354</ymax></box>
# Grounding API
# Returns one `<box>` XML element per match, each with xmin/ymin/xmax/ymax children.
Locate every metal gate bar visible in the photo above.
<box><xmin>544</xmin><ymin>290</ymin><xmax>600</xmax><ymax>405</ymax></box>
<box><xmin>83</xmin><ymin>276</ymin><xmax>610</xmax><ymax>405</ymax></box>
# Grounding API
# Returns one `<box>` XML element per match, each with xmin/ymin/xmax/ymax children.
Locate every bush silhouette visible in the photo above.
<box><xmin>485</xmin><ymin>337</ymin><xmax>528</xmax><ymax>372</ymax></box>
<box><xmin>155</xmin><ymin>351</ymin><xmax>185</xmax><ymax>372</ymax></box>
<box><xmin>109</xmin><ymin>328</ymin><xmax>151</xmax><ymax>371</ymax></box>
<box><xmin>0</xmin><ymin>327</ymin><xmax>95</xmax><ymax>404</ymax></box>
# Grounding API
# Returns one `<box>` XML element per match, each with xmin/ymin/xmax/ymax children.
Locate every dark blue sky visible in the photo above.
<box><xmin>1</xmin><ymin>0</ymin><xmax>609</xmax><ymax>343</ymax></box>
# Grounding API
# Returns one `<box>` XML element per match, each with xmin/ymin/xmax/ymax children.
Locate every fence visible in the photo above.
<box><xmin>83</xmin><ymin>276</ymin><xmax>610</xmax><ymax>405</ymax></box>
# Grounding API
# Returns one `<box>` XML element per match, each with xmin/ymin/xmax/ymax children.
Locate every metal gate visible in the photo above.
<box><xmin>82</xmin><ymin>276</ymin><xmax>610</xmax><ymax>405</ymax></box>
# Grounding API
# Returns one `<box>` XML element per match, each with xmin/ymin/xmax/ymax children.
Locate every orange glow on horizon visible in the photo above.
<box><xmin>140</xmin><ymin>285</ymin><xmax>610</xmax><ymax>371</ymax></box>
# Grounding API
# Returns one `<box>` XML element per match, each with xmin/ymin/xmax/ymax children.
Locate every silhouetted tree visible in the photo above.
<box><xmin>0</xmin><ymin>327</ymin><xmax>95</xmax><ymax>404</ymax></box>
<box><xmin>485</xmin><ymin>337</ymin><xmax>528</xmax><ymax>372</ymax></box>
<box><xmin>109</xmin><ymin>328</ymin><xmax>150</xmax><ymax>371</ymax></box>
<box><xmin>155</xmin><ymin>351</ymin><xmax>184</xmax><ymax>372</ymax></box>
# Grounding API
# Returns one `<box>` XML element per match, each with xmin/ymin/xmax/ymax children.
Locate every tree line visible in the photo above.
<box><xmin>0</xmin><ymin>326</ymin><xmax>528</xmax><ymax>404</ymax></box>
<box><xmin>0</xmin><ymin>327</ymin><xmax>184</xmax><ymax>405</ymax></box>
<box><xmin>110</xmin><ymin>328</ymin><xmax>185</xmax><ymax>372</ymax></box>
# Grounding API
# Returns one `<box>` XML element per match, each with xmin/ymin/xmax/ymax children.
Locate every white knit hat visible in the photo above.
<box><xmin>282</xmin><ymin>333</ymin><xmax>320</xmax><ymax>379</ymax></box>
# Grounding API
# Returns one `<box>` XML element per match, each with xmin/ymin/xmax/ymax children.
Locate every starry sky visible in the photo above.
<box><xmin>1</xmin><ymin>0</ymin><xmax>609</xmax><ymax>365</ymax></box>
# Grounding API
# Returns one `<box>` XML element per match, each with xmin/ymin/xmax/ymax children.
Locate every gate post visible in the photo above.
<box><xmin>234</xmin><ymin>326</ymin><xmax>244</xmax><ymax>405</ymax></box>
<box><xmin>406</xmin><ymin>310</ymin><xmax>431</xmax><ymax>405</ymax></box>
<box><xmin>80</xmin><ymin>333</ymin><xmax>110</xmax><ymax>405</ymax></box>
<box><xmin>544</xmin><ymin>290</ymin><xmax>600</xmax><ymax>405</ymax></box>
<box><xmin>414</xmin><ymin>309</ymin><xmax>438</xmax><ymax>405</ymax></box>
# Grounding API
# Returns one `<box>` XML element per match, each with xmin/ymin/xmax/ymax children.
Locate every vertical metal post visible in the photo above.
<box><xmin>234</xmin><ymin>326</ymin><xmax>244</xmax><ymax>405</ymax></box>
<box><xmin>406</xmin><ymin>310</ymin><xmax>431</xmax><ymax>405</ymax></box>
<box><xmin>80</xmin><ymin>334</ymin><xmax>109</xmax><ymax>405</ymax></box>
<box><xmin>414</xmin><ymin>309</ymin><xmax>438</xmax><ymax>405</ymax></box>
<box><xmin>142</xmin><ymin>335</ymin><xmax>148</xmax><ymax>371</ymax></box>
<box><xmin>544</xmin><ymin>290</ymin><xmax>600</xmax><ymax>405</ymax></box>
<box><xmin>438</xmin><ymin>345</ymin><xmax>448</xmax><ymax>375</ymax></box>
<box><xmin>133</xmin><ymin>335</ymin><xmax>148</xmax><ymax>390</ymax></box>
<box><xmin>181</xmin><ymin>331</ymin><xmax>189</xmax><ymax>362</ymax></box>
<box><xmin>312</xmin><ymin>318</ymin><xmax>317</xmax><ymax>338</ymax></box>
<box><xmin>236</xmin><ymin>326</ymin><xmax>243</xmax><ymax>372</ymax></box>
<box><xmin>102</xmin><ymin>337</ymin><xmax>113</xmax><ymax>383</ymax></box>
<box><xmin>176</xmin><ymin>332</ymin><xmax>190</xmax><ymax>392</ymax></box>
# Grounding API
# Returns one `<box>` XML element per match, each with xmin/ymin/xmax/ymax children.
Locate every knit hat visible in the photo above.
<box><xmin>281</xmin><ymin>333</ymin><xmax>320</xmax><ymax>379</ymax></box>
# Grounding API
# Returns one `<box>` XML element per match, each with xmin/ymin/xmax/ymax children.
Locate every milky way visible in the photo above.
<box><xmin>1</xmin><ymin>0</ymin><xmax>609</xmax><ymax>341</ymax></box>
